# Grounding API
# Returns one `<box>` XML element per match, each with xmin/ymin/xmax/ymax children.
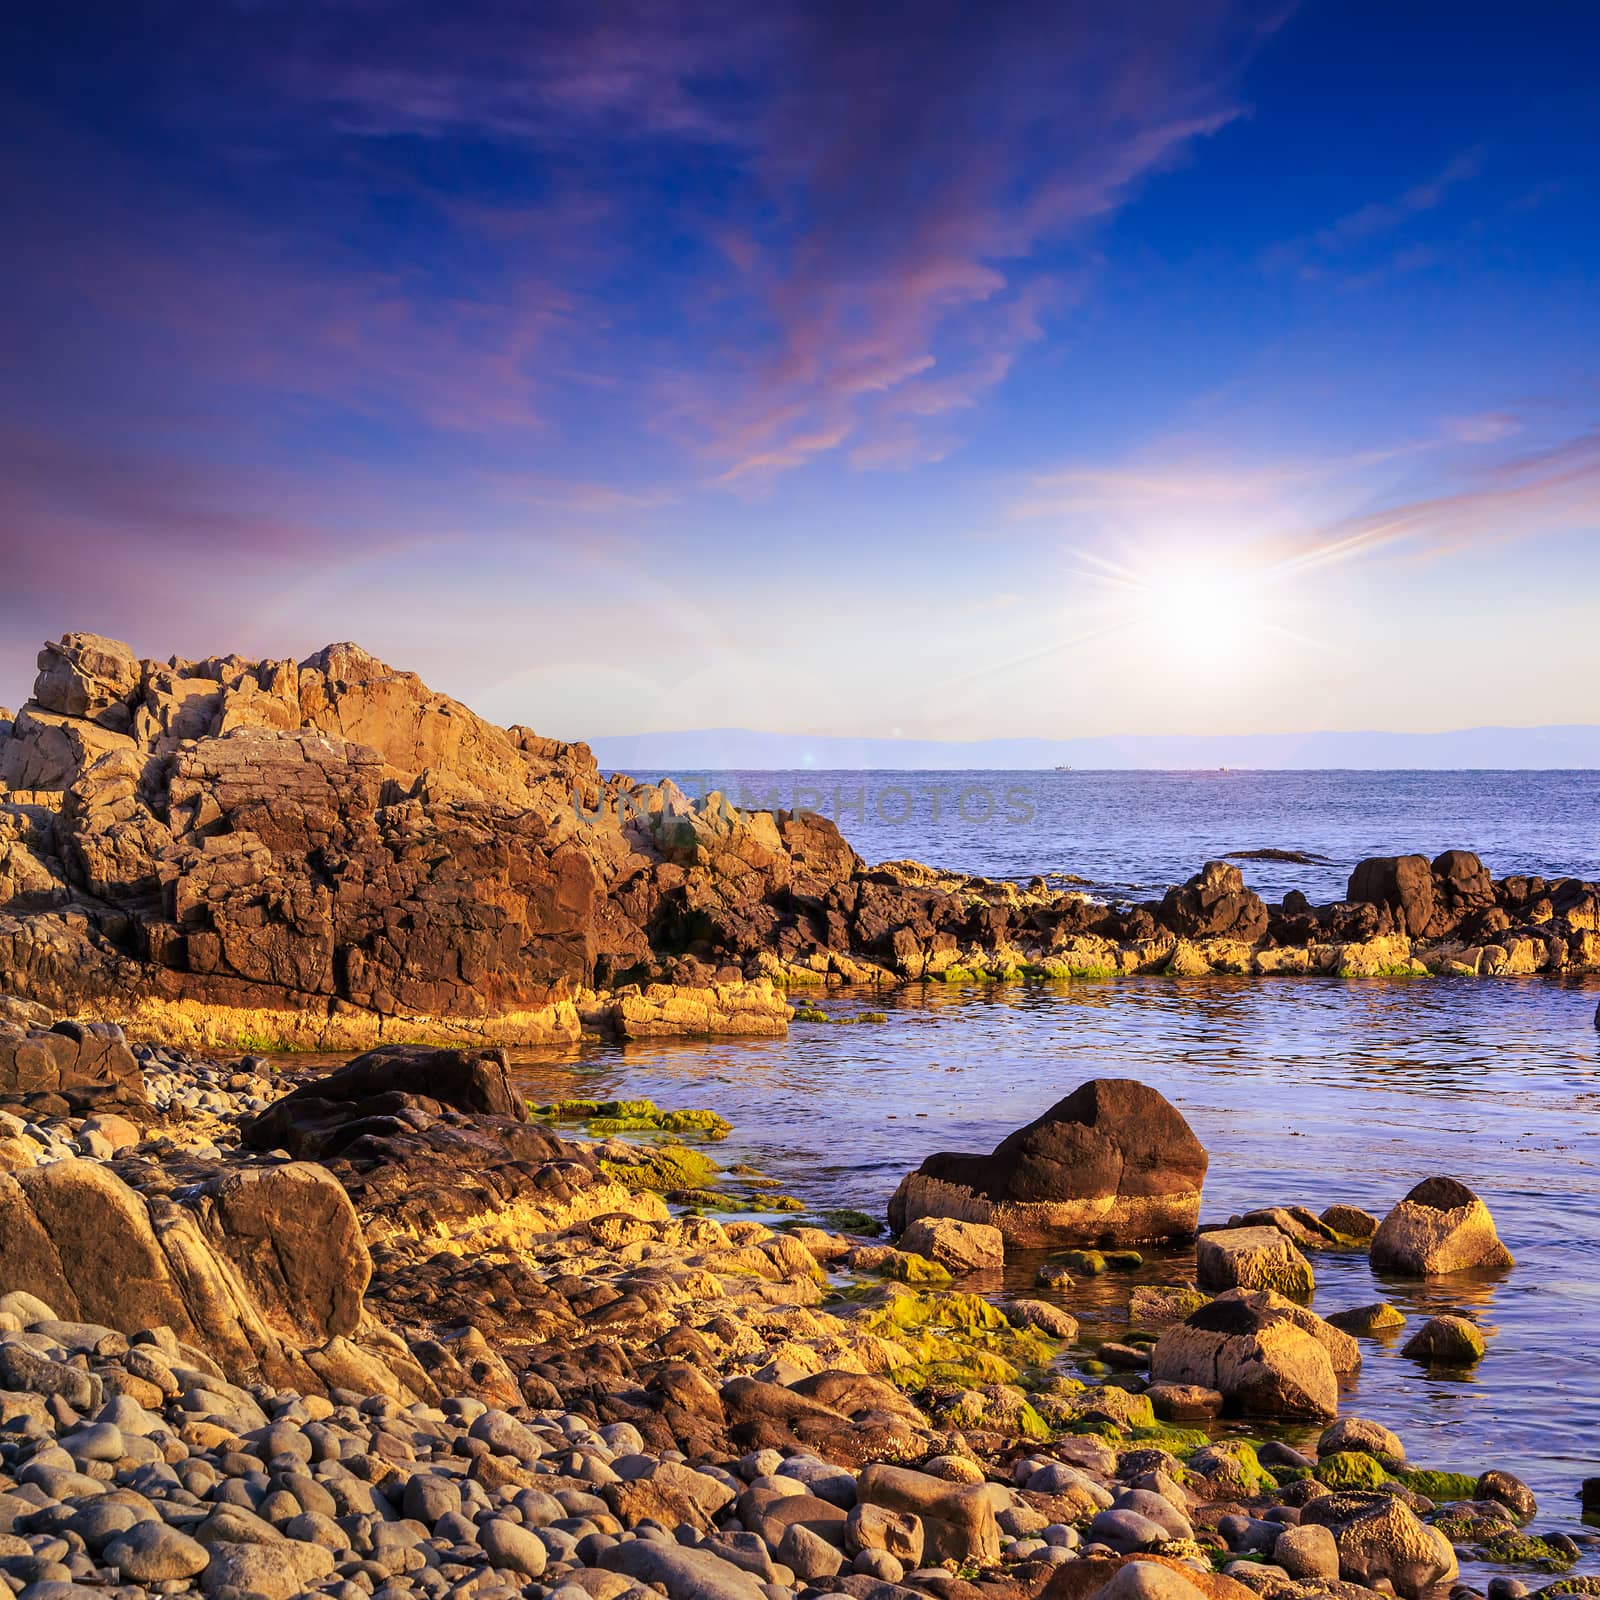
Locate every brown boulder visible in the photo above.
<box><xmin>1346</xmin><ymin>855</ymin><xmax>1436</xmax><ymax>937</ymax></box>
<box><xmin>1149</xmin><ymin>1288</ymin><xmax>1356</xmax><ymax>1418</ymax></box>
<box><xmin>1159</xmin><ymin>863</ymin><xmax>1267</xmax><ymax>942</ymax></box>
<box><xmin>888</xmin><ymin>1079</ymin><xmax>1207</xmax><ymax>1247</ymax></box>
<box><xmin>1370</xmin><ymin>1177</ymin><xmax>1513</xmax><ymax>1275</ymax></box>
<box><xmin>0</xmin><ymin>1015</ymin><xmax>149</xmax><ymax>1119</ymax></box>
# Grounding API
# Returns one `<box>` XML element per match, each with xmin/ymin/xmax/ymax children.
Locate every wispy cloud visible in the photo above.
<box><xmin>1264</xmin><ymin>147</ymin><xmax>1485</xmax><ymax>285</ymax></box>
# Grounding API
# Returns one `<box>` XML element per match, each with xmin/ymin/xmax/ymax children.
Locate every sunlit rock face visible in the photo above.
<box><xmin>888</xmin><ymin>1078</ymin><xmax>1208</xmax><ymax>1247</ymax></box>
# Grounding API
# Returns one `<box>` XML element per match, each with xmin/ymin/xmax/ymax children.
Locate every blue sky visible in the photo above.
<box><xmin>1</xmin><ymin>0</ymin><xmax>1596</xmax><ymax>741</ymax></box>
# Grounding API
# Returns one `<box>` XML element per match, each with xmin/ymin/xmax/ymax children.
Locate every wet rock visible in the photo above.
<box><xmin>1008</xmin><ymin>1300</ymin><xmax>1079</xmax><ymax>1340</ymax></box>
<box><xmin>1196</xmin><ymin>1226</ymin><xmax>1315</xmax><ymax>1297</ymax></box>
<box><xmin>1402</xmin><ymin>1314</ymin><xmax>1486</xmax><ymax>1365</ymax></box>
<box><xmin>1318</xmin><ymin>1418</ymin><xmax>1403</xmax><ymax>1462</ymax></box>
<box><xmin>1476</xmin><ymin>1471</ymin><xmax>1536</xmax><ymax>1523</ymax></box>
<box><xmin>1326</xmin><ymin>1303</ymin><xmax>1405</xmax><ymax>1336</ymax></box>
<box><xmin>1329</xmin><ymin>1496</ymin><xmax>1458</xmax><ymax>1599</ymax></box>
<box><xmin>1370</xmin><ymin>1178</ymin><xmax>1514</xmax><ymax>1275</ymax></box>
<box><xmin>888</xmin><ymin>1079</ymin><xmax>1208</xmax><ymax>1248</ymax></box>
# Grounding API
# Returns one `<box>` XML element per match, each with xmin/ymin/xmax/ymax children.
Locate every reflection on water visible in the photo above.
<box><xmin>500</xmin><ymin>976</ymin><xmax>1600</xmax><ymax>1531</ymax></box>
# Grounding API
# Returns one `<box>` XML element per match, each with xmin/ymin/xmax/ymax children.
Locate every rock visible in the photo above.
<box><xmin>887</xmin><ymin>1079</ymin><xmax>1208</xmax><ymax>1248</ymax></box>
<box><xmin>855</xmin><ymin>1464</ymin><xmax>1000</xmax><ymax>1564</ymax></box>
<box><xmin>1318</xmin><ymin>1418</ymin><xmax>1403</xmax><ymax>1462</ymax></box>
<box><xmin>1475</xmin><ymin>1470</ymin><xmax>1536</xmax><ymax>1522</ymax></box>
<box><xmin>599</xmin><ymin>1538</ymin><xmax>768</xmax><ymax>1600</ymax></box>
<box><xmin>102</xmin><ymin>1521</ymin><xmax>210</xmax><ymax>1582</ymax></box>
<box><xmin>0</xmin><ymin>1154</ymin><xmax>381</xmax><ymax>1394</ymax></box>
<box><xmin>1326</xmin><ymin>1302</ymin><xmax>1405</xmax><ymax>1336</ymax></box>
<box><xmin>1402</xmin><ymin>1314</ymin><xmax>1486</xmax><ymax>1364</ymax></box>
<box><xmin>846</xmin><ymin>1504</ymin><xmax>925</xmax><ymax>1568</ymax></box>
<box><xmin>0</xmin><ymin>1019</ymin><xmax>149</xmax><ymax>1120</ymax></box>
<box><xmin>777</xmin><ymin>1522</ymin><xmax>845</xmax><ymax>1580</ymax></box>
<box><xmin>480</xmin><ymin>1517</ymin><xmax>549</xmax><ymax>1577</ymax></box>
<box><xmin>1330</xmin><ymin>1496</ymin><xmax>1458</xmax><ymax>1599</ymax></box>
<box><xmin>898</xmin><ymin>1216</ymin><xmax>1004</xmax><ymax>1274</ymax></box>
<box><xmin>1272</xmin><ymin>1523</ymin><xmax>1339</xmax><ymax>1583</ymax></box>
<box><xmin>1150</xmin><ymin>1290</ymin><xmax>1352</xmax><ymax>1418</ymax></box>
<box><xmin>1090</xmin><ymin>1509</ymin><xmax>1174</xmax><ymax>1553</ymax></box>
<box><xmin>1008</xmin><ymin>1299</ymin><xmax>1079</xmax><ymax>1339</ymax></box>
<box><xmin>1160</xmin><ymin>863</ymin><xmax>1268</xmax><ymax>943</ymax></box>
<box><xmin>1196</xmin><ymin>1227</ymin><xmax>1315</xmax><ymax>1297</ymax></box>
<box><xmin>1145</xmin><ymin>1382</ymin><xmax>1222</xmax><ymax>1420</ymax></box>
<box><xmin>200</xmin><ymin>1537</ymin><xmax>337</xmax><ymax>1600</ymax></box>
<box><xmin>1371</xmin><ymin>1178</ymin><xmax>1514</xmax><ymax>1275</ymax></box>
<box><xmin>1320</xmin><ymin>1204</ymin><xmax>1379</xmax><ymax>1242</ymax></box>
<box><xmin>1347</xmin><ymin>856</ymin><xmax>1438</xmax><ymax>937</ymax></box>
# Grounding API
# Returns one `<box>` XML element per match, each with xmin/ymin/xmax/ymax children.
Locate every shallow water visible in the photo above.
<box><xmin>499</xmin><ymin>974</ymin><xmax>1600</xmax><ymax>1538</ymax></box>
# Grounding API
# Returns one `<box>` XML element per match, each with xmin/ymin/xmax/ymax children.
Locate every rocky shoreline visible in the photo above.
<box><xmin>4</xmin><ymin>634</ymin><xmax>1600</xmax><ymax>1053</ymax></box>
<box><xmin>0</xmin><ymin>1004</ymin><xmax>1594</xmax><ymax>1600</ymax></box>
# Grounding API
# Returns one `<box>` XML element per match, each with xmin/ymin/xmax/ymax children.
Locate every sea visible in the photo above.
<box><xmin>382</xmin><ymin>773</ymin><xmax>1600</xmax><ymax>1539</ymax></box>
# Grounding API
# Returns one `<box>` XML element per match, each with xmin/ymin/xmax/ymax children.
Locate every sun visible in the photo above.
<box><xmin>1123</xmin><ymin>558</ymin><xmax>1266</xmax><ymax>671</ymax></box>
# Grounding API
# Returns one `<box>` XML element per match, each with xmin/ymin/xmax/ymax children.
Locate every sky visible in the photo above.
<box><xmin>2</xmin><ymin>0</ymin><xmax>1597</xmax><ymax>745</ymax></box>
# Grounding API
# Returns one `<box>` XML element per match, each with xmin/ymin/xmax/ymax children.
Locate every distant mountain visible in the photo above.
<box><xmin>586</xmin><ymin>724</ymin><xmax>1600</xmax><ymax>772</ymax></box>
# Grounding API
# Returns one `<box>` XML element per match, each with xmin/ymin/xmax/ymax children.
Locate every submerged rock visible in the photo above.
<box><xmin>1371</xmin><ymin>1177</ymin><xmax>1514</xmax><ymax>1275</ymax></box>
<box><xmin>888</xmin><ymin>1079</ymin><xmax>1208</xmax><ymax>1247</ymax></box>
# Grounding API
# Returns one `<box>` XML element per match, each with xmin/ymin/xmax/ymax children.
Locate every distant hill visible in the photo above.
<box><xmin>586</xmin><ymin>724</ymin><xmax>1600</xmax><ymax>772</ymax></box>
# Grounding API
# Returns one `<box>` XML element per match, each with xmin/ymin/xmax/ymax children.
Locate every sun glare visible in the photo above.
<box><xmin>1121</xmin><ymin>557</ymin><xmax>1266</xmax><ymax>671</ymax></box>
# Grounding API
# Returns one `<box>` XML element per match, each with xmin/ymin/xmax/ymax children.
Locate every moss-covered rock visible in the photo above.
<box><xmin>1480</xmin><ymin>1532</ymin><xmax>1578</xmax><ymax>1572</ymax></box>
<box><xmin>821</xmin><ymin>1207</ymin><xmax>885</xmax><ymax>1236</ymax></box>
<box><xmin>599</xmin><ymin>1142</ymin><xmax>720</xmax><ymax>1191</ymax></box>
<box><xmin>1397</xmin><ymin>1468</ymin><xmax>1480</xmax><ymax>1501</ymax></box>
<box><xmin>534</xmin><ymin>1097</ymin><xmax>732</xmax><ymax>1139</ymax></box>
<box><xmin>1318</xmin><ymin>1451</ymin><xmax>1390</xmax><ymax>1490</ymax></box>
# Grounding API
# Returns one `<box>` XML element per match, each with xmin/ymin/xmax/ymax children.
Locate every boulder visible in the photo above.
<box><xmin>1196</xmin><ymin>1226</ymin><xmax>1314</xmax><ymax>1297</ymax></box>
<box><xmin>1326</xmin><ymin>1496</ymin><xmax>1458</xmax><ymax>1598</ymax></box>
<box><xmin>1401</xmin><ymin>1313</ymin><xmax>1485</xmax><ymax>1364</ymax></box>
<box><xmin>1160</xmin><ymin>863</ymin><xmax>1268</xmax><ymax>943</ymax></box>
<box><xmin>888</xmin><ymin>1079</ymin><xmax>1208</xmax><ymax>1248</ymax></box>
<box><xmin>1347</xmin><ymin>855</ymin><xmax>1436</xmax><ymax>937</ymax></box>
<box><xmin>1370</xmin><ymin>1177</ymin><xmax>1514</xmax><ymax>1275</ymax></box>
<box><xmin>0</xmin><ymin>1155</ymin><xmax>387</xmax><ymax>1394</ymax></box>
<box><xmin>855</xmin><ymin>1463</ymin><xmax>1000</xmax><ymax>1564</ymax></box>
<box><xmin>0</xmin><ymin>1017</ymin><xmax>149</xmax><ymax>1120</ymax></box>
<box><xmin>1150</xmin><ymin>1289</ymin><xmax>1356</xmax><ymax>1418</ymax></box>
<box><xmin>898</xmin><ymin>1215</ymin><xmax>1004</xmax><ymax>1274</ymax></box>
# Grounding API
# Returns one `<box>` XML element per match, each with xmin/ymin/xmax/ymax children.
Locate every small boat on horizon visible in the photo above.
<box><xmin>1053</xmin><ymin>764</ymin><xmax>1074</xmax><ymax>772</ymax></box>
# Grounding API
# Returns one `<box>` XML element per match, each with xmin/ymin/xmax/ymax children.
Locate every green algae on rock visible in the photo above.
<box><xmin>533</xmin><ymin>1097</ymin><xmax>732</xmax><ymax>1139</ymax></box>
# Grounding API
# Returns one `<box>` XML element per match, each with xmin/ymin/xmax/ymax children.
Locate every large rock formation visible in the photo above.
<box><xmin>5</xmin><ymin>631</ymin><xmax>1600</xmax><ymax>1043</ymax></box>
<box><xmin>887</xmin><ymin>1079</ymin><xmax>1208</xmax><ymax>1247</ymax></box>
<box><xmin>0</xmin><ymin>1010</ymin><xmax>149</xmax><ymax>1119</ymax></box>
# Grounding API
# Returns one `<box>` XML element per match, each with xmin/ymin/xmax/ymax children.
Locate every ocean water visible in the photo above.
<box><xmin>635</xmin><ymin>767</ymin><xmax>1600</xmax><ymax>901</ymax></box>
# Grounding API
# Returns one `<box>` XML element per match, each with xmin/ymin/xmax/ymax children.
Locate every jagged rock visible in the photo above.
<box><xmin>1160</xmin><ymin>862</ymin><xmax>1268</xmax><ymax>942</ymax></box>
<box><xmin>0</xmin><ymin>1015</ymin><xmax>149</xmax><ymax>1118</ymax></box>
<box><xmin>887</xmin><ymin>1079</ymin><xmax>1207</xmax><ymax>1247</ymax></box>
<box><xmin>1370</xmin><ymin>1177</ymin><xmax>1514</xmax><ymax>1275</ymax></box>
